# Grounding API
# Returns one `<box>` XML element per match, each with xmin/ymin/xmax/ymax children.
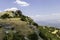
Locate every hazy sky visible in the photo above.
<box><xmin>0</xmin><ymin>0</ymin><xmax>60</xmax><ymax>26</ymax></box>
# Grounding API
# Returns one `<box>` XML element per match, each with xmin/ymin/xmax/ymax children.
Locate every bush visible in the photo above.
<box><xmin>3</xmin><ymin>35</ymin><xmax>7</xmax><ymax>40</ymax></box>
<box><xmin>32</xmin><ymin>22</ymin><xmax>38</xmax><ymax>27</ymax></box>
<box><xmin>28</xmin><ymin>33</ymin><xmax>38</xmax><ymax>40</ymax></box>
<box><xmin>21</xmin><ymin>15</ymin><xmax>27</xmax><ymax>21</ymax></box>
<box><xmin>1</xmin><ymin>13</ymin><xmax>10</xmax><ymax>19</ymax></box>
<box><xmin>39</xmin><ymin>31</ymin><xmax>48</xmax><ymax>40</ymax></box>
<box><xmin>13</xmin><ymin>32</ymin><xmax>25</xmax><ymax>40</ymax></box>
<box><xmin>26</xmin><ymin>17</ymin><xmax>33</xmax><ymax>24</ymax></box>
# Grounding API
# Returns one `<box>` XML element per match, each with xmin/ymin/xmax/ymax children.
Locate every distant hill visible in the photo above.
<box><xmin>0</xmin><ymin>10</ymin><xmax>60</xmax><ymax>40</ymax></box>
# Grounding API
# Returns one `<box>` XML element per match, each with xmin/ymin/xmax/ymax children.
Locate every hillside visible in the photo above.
<box><xmin>0</xmin><ymin>10</ymin><xmax>60</xmax><ymax>40</ymax></box>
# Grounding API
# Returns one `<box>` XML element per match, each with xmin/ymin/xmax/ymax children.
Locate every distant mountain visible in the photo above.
<box><xmin>36</xmin><ymin>21</ymin><xmax>60</xmax><ymax>28</ymax></box>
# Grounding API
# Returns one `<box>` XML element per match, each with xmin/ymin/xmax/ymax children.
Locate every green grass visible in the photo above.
<box><xmin>38</xmin><ymin>26</ymin><xmax>60</xmax><ymax>40</ymax></box>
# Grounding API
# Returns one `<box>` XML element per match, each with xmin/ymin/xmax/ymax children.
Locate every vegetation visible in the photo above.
<box><xmin>20</xmin><ymin>15</ymin><xmax>27</xmax><ymax>21</ymax></box>
<box><xmin>28</xmin><ymin>32</ymin><xmax>38</xmax><ymax>40</ymax></box>
<box><xmin>0</xmin><ymin>10</ymin><xmax>60</xmax><ymax>40</ymax></box>
<box><xmin>12</xmin><ymin>32</ymin><xmax>25</xmax><ymax>40</ymax></box>
<box><xmin>38</xmin><ymin>26</ymin><xmax>60</xmax><ymax>40</ymax></box>
<box><xmin>1</xmin><ymin>13</ymin><xmax>11</xmax><ymax>19</ymax></box>
<box><xmin>32</xmin><ymin>22</ymin><xmax>38</xmax><ymax>27</ymax></box>
<box><xmin>14</xmin><ymin>10</ymin><xmax>22</xmax><ymax>18</ymax></box>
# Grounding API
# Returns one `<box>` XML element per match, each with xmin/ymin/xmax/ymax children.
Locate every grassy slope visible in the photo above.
<box><xmin>0</xmin><ymin>18</ymin><xmax>34</xmax><ymax>40</ymax></box>
<box><xmin>0</xmin><ymin>18</ymin><xmax>34</xmax><ymax>35</ymax></box>
<box><xmin>0</xmin><ymin>18</ymin><xmax>60</xmax><ymax>40</ymax></box>
<box><xmin>0</xmin><ymin>11</ymin><xmax>60</xmax><ymax>40</ymax></box>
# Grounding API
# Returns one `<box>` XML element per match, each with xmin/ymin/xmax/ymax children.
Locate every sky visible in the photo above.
<box><xmin>0</xmin><ymin>0</ymin><xmax>60</xmax><ymax>27</ymax></box>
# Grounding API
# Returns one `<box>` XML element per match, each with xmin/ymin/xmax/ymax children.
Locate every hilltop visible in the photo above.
<box><xmin>0</xmin><ymin>10</ymin><xmax>60</xmax><ymax>40</ymax></box>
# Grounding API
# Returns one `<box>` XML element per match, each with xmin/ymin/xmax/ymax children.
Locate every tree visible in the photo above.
<box><xmin>15</xmin><ymin>10</ymin><xmax>22</xmax><ymax>17</ymax></box>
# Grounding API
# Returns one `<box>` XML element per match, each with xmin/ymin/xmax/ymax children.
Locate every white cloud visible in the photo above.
<box><xmin>4</xmin><ymin>7</ymin><xmax>18</xmax><ymax>11</ymax></box>
<box><xmin>29</xmin><ymin>13</ymin><xmax>60</xmax><ymax>22</ymax></box>
<box><xmin>14</xmin><ymin>0</ymin><xmax>29</xmax><ymax>6</ymax></box>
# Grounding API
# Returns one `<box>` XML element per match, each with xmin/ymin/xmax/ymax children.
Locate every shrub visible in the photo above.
<box><xmin>28</xmin><ymin>33</ymin><xmax>38</xmax><ymax>40</ymax></box>
<box><xmin>33</xmin><ymin>22</ymin><xmax>38</xmax><ymax>27</ymax></box>
<box><xmin>3</xmin><ymin>35</ymin><xmax>7</xmax><ymax>40</ymax></box>
<box><xmin>13</xmin><ymin>32</ymin><xmax>25</xmax><ymax>40</ymax></box>
<box><xmin>21</xmin><ymin>15</ymin><xmax>27</xmax><ymax>21</ymax></box>
<box><xmin>39</xmin><ymin>31</ymin><xmax>48</xmax><ymax>40</ymax></box>
<box><xmin>1</xmin><ymin>13</ymin><xmax>10</xmax><ymax>19</ymax></box>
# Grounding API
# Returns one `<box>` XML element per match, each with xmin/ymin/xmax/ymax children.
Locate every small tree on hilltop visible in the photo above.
<box><xmin>15</xmin><ymin>10</ymin><xmax>22</xmax><ymax>17</ymax></box>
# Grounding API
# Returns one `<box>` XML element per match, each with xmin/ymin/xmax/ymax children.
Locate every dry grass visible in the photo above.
<box><xmin>0</xmin><ymin>18</ymin><xmax>33</xmax><ymax>36</ymax></box>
